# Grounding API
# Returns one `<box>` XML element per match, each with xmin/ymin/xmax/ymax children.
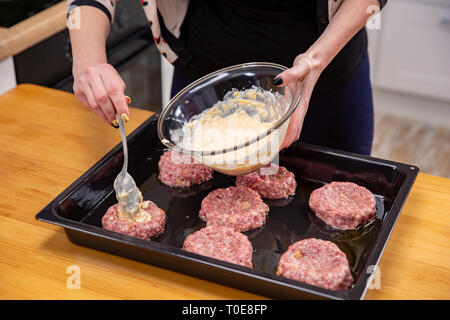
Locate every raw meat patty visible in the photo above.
<box><xmin>199</xmin><ymin>186</ymin><xmax>269</xmax><ymax>232</ymax></box>
<box><xmin>158</xmin><ymin>150</ymin><xmax>213</xmax><ymax>187</ymax></box>
<box><xmin>182</xmin><ymin>225</ymin><xmax>253</xmax><ymax>268</ymax></box>
<box><xmin>309</xmin><ymin>182</ymin><xmax>376</xmax><ymax>230</ymax></box>
<box><xmin>235</xmin><ymin>163</ymin><xmax>297</xmax><ymax>199</ymax></box>
<box><xmin>276</xmin><ymin>238</ymin><xmax>353</xmax><ymax>291</ymax></box>
<box><xmin>102</xmin><ymin>201</ymin><xmax>166</xmax><ymax>240</ymax></box>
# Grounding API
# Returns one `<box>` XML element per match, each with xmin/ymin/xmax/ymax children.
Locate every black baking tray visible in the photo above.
<box><xmin>36</xmin><ymin>115</ymin><xmax>419</xmax><ymax>300</ymax></box>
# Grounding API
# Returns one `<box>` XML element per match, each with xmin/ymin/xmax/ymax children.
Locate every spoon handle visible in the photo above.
<box><xmin>117</xmin><ymin>114</ymin><xmax>128</xmax><ymax>174</ymax></box>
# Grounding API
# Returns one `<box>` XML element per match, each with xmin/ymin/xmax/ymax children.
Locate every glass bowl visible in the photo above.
<box><xmin>157</xmin><ymin>62</ymin><xmax>302</xmax><ymax>175</ymax></box>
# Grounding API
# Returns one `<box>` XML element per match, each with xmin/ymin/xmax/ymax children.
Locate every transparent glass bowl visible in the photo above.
<box><xmin>157</xmin><ymin>62</ymin><xmax>302</xmax><ymax>175</ymax></box>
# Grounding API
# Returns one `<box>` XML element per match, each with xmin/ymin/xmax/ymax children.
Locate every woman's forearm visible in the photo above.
<box><xmin>277</xmin><ymin>0</ymin><xmax>383</xmax><ymax>147</ymax></box>
<box><xmin>68</xmin><ymin>6</ymin><xmax>129</xmax><ymax>125</ymax></box>
<box><xmin>306</xmin><ymin>0</ymin><xmax>381</xmax><ymax>70</ymax></box>
<box><xmin>69</xmin><ymin>6</ymin><xmax>111</xmax><ymax>76</ymax></box>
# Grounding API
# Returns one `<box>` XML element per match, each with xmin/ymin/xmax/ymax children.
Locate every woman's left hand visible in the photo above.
<box><xmin>274</xmin><ymin>52</ymin><xmax>324</xmax><ymax>149</ymax></box>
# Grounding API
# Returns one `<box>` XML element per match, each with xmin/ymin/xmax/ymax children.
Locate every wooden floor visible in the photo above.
<box><xmin>372</xmin><ymin>112</ymin><xmax>450</xmax><ymax>179</ymax></box>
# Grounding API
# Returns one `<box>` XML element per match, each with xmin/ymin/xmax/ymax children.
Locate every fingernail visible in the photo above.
<box><xmin>121</xmin><ymin>113</ymin><xmax>130</xmax><ymax>122</ymax></box>
<box><xmin>273</xmin><ymin>77</ymin><xmax>283</xmax><ymax>86</ymax></box>
<box><xmin>112</xmin><ymin>119</ymin><xmax>119</xmax><ymax>127</ymax></box>
<box><xmin>125</xmin><ymin>95</ymin><xmax>131</xmax><ymax>104</ymax></box>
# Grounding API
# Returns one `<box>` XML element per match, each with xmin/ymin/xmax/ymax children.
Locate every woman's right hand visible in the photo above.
<box><xmin>73</xmin><ymin>63</ymin><xmax>130</xmax><ymax>127</ymax></box>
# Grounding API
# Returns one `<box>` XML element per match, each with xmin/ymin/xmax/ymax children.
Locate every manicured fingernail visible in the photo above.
<box><xmin>121</xmin><ymin>113</ymin><xmax>129</xmax><ymax>122</ymax></box>
<box><xmin>112</xmin><ymin>119</ymin><xmax>119</xmax><ymax>128</ymax></box>
<box><xmin>272</xmin><ymin>77</ymin><xmax>283</xmax><ymax>86</ymax></box>
<box><xmin>125</xmin><ymin>95</ymin><xmax>131</xmax><ymax>104</ymax></box>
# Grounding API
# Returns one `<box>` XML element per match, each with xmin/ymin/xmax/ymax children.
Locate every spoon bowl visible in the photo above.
<box><xmin>113</xmin><ymin>114</ymin><xmax>141</xmax><ymax>219</ymax></box>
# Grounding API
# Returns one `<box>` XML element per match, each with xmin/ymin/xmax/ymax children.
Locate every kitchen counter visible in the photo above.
<box><xmin>0</xmin><ymin>84</ymin><xmax>449</xmax><ymax>300</ymax></box>
<box><xmin>0</xmin><ymin>1</ymin><xmax>66</xmax><ymax>61</ymax></box>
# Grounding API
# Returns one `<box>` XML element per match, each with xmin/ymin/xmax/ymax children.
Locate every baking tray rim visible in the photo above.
<box><xmin>35</xmin><ymin>114</ymin><xmax>420</xmax><ymax>300</ymax></box>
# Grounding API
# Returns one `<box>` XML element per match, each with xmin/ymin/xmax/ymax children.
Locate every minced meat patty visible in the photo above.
<box><xmin>309</xmin><ymin>182</ymin><xmax>376</xmax><ymax>230</ymax></box>
<box><xmin>158</xmin><ymin>150</ymin><xmax>213</xmax><ymax>187</ymax></box>
<box><xmin>102</xmin><ymin>201</ymin><xmax>166</xmax><ymax>240</ymax></box>
<box><xmin>199</xmin><ymin>186</ymin><xmax>269</xmax><ymax>232</ymax></box>
<box><xmin>276</xmin><ymin>238</ymin><xmax>353</xmax><ymax>291</ymax></box>
<box><xmin>182</xmin><ymin>225</ymin><xmax>253</xmax><ymax>268</ymax></box>
<box><xmin>235</xmin><ymin>163</ymin><xmax>297</xmax><ymax>199</ymax></box>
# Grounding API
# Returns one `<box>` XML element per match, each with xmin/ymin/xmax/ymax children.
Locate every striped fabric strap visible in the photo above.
<box><xmin>67</xmin><ymin>0</ymin><xmax>116</xmax><ymax>23</ymax></box>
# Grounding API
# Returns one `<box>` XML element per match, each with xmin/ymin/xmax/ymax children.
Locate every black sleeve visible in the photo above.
<box><xmin>378</xmin><ymin>0</ymin><xmax>388</xmax><ymax>9</ymax></box>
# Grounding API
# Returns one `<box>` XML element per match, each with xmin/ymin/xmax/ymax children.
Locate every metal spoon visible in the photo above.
<box><xmin>113</xmin><ymin>114</ymin><xmax>141</xmax><ymax>220</ymax></box>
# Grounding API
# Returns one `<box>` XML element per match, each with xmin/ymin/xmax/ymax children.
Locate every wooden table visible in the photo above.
<box><xmin>0</xmin><ymin>84</ymin><xmax>449</xmax><ymax>300</ymax></box>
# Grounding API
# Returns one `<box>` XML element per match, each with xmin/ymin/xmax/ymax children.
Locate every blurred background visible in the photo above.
<box><xmin>367</xmin><ymin>0</ymin><xmax>450</xmax><ymax>178</ymax></box>
<box><xmin>0</xmin><ymin>0</ymin><xmax>449</xmax><ymax>177</ymax></box>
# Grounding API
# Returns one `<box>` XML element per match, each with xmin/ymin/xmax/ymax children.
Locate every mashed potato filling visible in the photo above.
<box><xmin>117</xmin><ymin>190</ymin><xmax>152</xmax><ymax>223</ymax></box>
<box><xmin>180</xmin><ymin>87</ymin><xmax>284</xmax><ymax>171</ymax></box>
